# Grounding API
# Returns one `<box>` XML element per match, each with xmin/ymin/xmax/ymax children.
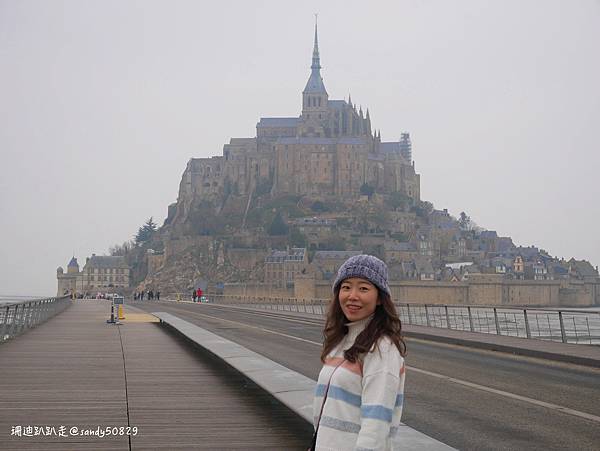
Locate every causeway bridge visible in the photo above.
<box><xmin>1</xmin><ymin>296</ymin><xmax>599</xmax><ymax>450</ymax></box>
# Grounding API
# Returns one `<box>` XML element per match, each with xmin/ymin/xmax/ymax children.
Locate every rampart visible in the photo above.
<box><xmin>223</xmin><ymin>275</ymin><xmax>600</xmax><ymax>307</ymax></box>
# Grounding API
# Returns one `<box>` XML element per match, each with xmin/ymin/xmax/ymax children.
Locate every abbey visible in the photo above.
<box><xmin>175</xmin><ymin>23</ymin><xmax>420</xmax><ymax>219</ymax></box>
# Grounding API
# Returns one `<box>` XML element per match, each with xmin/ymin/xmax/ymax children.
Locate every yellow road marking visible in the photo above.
<box><xmin>121</xmin><ymin>313</ymin><xmax>159</xmax><ymax>323</ymax></box>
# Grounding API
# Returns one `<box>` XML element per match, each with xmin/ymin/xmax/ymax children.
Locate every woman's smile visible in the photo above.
<box><xmin>339</xmin><ymin>277</ymin><xmax>379</xmax><ymax>321</ymax></box>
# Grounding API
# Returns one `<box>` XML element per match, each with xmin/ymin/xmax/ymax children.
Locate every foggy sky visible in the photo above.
<box><xmin>1</xmin><ymin>0</ymin><xmax>599</xmax><ymax>296</ymax></box>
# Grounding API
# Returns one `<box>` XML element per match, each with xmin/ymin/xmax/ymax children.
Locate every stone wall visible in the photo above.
<box><xmin>296</xmin><ymin>275</ymin><xmax>599</xmax><ymax>307</ymax></box>
<box><xmin>560</xmin><ymin>280</ymin><xmax>600</xmax><ymax>307</ymax></box>
<box><xmin>224</xmin><ymin>282</ymin><xmax>293</xmax><ymax>298</ymax></box>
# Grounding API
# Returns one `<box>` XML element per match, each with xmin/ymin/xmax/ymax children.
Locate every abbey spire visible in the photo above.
<box><xmin>303</xmin><ymin>15</ymin><xmax>328</xmax><ymax>96</ymax></box>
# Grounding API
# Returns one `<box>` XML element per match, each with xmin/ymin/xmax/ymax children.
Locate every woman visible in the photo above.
<box><xmin>312</xmin><ymin>254</ymin><xmax>406</xmax><ymax>451</ymax></box>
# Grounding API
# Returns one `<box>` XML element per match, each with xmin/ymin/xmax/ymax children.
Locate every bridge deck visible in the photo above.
<box><xmin>0</xmin><ymin>300</ymin><xmax>311</xmax><ymax>450</ymax></box>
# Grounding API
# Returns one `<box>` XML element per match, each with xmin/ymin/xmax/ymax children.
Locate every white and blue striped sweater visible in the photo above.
<box><xmin>313</xmin><ymin>316</ymin><xmax>405</xmax><ymax>451</ymax></box>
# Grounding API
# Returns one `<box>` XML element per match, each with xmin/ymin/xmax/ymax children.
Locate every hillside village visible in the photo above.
<box><xmin>60</xmin><ymin>24</ymin><xmax>599</xmax><ymax>306</ymax></box>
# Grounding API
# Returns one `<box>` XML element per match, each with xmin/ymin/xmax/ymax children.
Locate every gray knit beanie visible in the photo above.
<box><xmin>332</xmin><ymin>254</ymin><xmax>391</xmax><ymax>297</ymax></box>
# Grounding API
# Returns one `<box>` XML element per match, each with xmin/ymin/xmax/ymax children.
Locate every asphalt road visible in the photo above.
<box><xmin>132</xmin><ymin>301</ymin><xmax>600</xmax><ymax>451</ymax></box>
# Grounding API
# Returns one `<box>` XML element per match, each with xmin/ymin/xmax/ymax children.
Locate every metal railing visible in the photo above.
<box><xmin>197</xmin><ymin>295</ymin><xmax>600</xmax><ymax>345</ymax></box>
<box><xmin>398</xmin><ymin>304</ymin><xmax>600</xmax><ymax>345</ymax></box>
<box><xmin>0</xmin><ymin>296</ymin><xmax>72</xmax><ymax>343</ymax></box>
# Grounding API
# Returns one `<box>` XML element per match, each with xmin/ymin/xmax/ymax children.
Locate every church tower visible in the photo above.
<box><xmin>300</xmin><ymin>17</ymin><xmax>329</xmax><ymax>136</ymax></box>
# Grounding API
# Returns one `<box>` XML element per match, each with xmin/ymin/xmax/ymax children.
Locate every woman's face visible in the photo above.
<box><xmin>338</xmin><ymin>277</ymin><xmax>380</xmax><ymax>322</ymax></box>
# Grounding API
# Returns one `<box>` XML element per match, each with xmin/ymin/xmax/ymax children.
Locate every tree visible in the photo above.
<box><xmin>412</xmin><ymin>201</ymin><xmax>433</xmax><ymax>218</ymax></box>
<box><xmin>311</xmin><ymin>201</ymin><xmax>328</xmax><ymax>212</ymax></box>
<box><xmin>290</xmin><ymin>227</ymin><xmax>307</xmax><ymax>248</ymax></box>
<box><xmin>267</xmin><ymin>211</ymin><xmax>288</xmax><ymax>236</ymax></box>
<box><xmin>360</xmin><ymin>183</ymin><xmax>375</xmax><ymax>197</ymax></box>
<box><xmin>109</xmin><ymin>240</ymin><xmax>135</xmax><ymax>256</ymax></box>
<box><xmin>135</xmin><ymin>217</ymin><xmax>158</xmax><ymax>244</ymax></box>
<box><xmin>459</xmin><ymin>212</ymin><xmax>473</xmax><ymax>231</ymax></box>
<box><xmin>387</xmin><ymin>191</ymin><xmax>412</xmax><ymax>210</ymax></box>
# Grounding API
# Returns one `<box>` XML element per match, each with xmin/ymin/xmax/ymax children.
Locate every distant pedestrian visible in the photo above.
<box><xmin>196</xmin><ymin>288</ymin><xmax>202</xmax><ymax>302</ymax></box>
<box><xmin>312</xmin><ymin>254</ymin><xmax>406</xmax><ymax>451</ymax></box>
<box><xmin>192</xmin><ymin>290</ymin><xmax>197</xmax><ymax>302</ymax></box>
<box><xmin>156</xmin><ymin>291</ymin><xmax>160</xmax><ymax>301</ymax></box>
<box><xmin>140</xmin><ymin>291</ymin><xmax>144</xmax><ymax>301</ymax></box>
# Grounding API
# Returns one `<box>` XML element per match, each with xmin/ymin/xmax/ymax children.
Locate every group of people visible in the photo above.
<box><xmin>133</xmin><ymin>289</ymin><xmax>160</xmax><ymax>301</ymax></box>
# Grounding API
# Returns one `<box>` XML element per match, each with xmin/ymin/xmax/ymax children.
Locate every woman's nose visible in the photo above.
<box><xmin>348</xmin><ymin>288</ymin><xmax>359</xmax><ymax>300</ymax></box>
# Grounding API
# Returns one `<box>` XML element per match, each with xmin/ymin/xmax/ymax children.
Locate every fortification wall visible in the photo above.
<box><xmin>299</xmin><ymin>277</ymin><xmax>597</xmax><ymax>307</ymax></box>
<box><xmin>224</xmin><ymin>282</ymin><xmax>293</xmax><ymax>298</ymax></box>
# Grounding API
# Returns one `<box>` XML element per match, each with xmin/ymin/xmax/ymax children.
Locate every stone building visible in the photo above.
<box><xmin>56</xmin><ymin>257</ymin><xmax>81</xmax><ymax>295</ymax></box>
<box><xmin>311</xmin><ymin>250</ymin><xmax>363</xmax><ymax>281</ymax></box>
<box><xmin>81</xmin><ymin>255</ymin><xmax>130</xmax><ymax>291</ymax></box>
<box><xmin>171</xmin><ymin>21</ymin><xmax>420</xmax><ymax>228</ymax></box>
<box><xmin>57</xmin><ymin>254</ymin><xmax>130</xmax><ymax>295</ymax></box>
<box><xmin>264</xmin><ymin>247</ymin><xmax>308</xmax><ymax>289</ymax></box>
<box><xmin>384</xmin><ymin>242</ymin><xmax>418</xmax><ymax>263</ymax></box>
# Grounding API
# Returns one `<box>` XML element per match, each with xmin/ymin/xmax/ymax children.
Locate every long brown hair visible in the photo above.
<box><xmin>320</xmin><ymin>287</ymin><xmax>406</xmax><ymax>363</ymax></box>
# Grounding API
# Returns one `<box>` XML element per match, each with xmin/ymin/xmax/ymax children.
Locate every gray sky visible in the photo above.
<box><xmin>1</xmin><ymin>0</ymin><xmax>599</xmax><ymax>296</ymax></box>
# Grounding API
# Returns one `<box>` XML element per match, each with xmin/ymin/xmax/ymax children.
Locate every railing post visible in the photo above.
<box><xmin>467</xmin><ymin>306</ymin><xmax>474</xmax><ymax>332</ymax></box>
<box><xmin>425</xmin><ymin>305</ymin><xmax>431</xmax><ymax>327</ymax></box>
<box><xmin>558</xmin><ymin>311</ymin><xmax>567</xmax><ymax>343</ymax></box>
<box><xmin>1</xmin><ymin>305</ymin><xmax>9</xmax><ymax>340</ymax></box>
<box><xmin>445</xmin><ymin>305</ymin><xmax>451</xmax><ymax>329</ymax></box>
<box><xmin>586</xmin><ymin>317</ymin><xmax>591</xmax><ymax>345</ymax></box>
<box><xmin>19</xmin><ymin>303</ymin><xmax>28</xmax><ymax>333</ymax></box>
<box><xmin>523</xmin><ymin>309</ymin><xmax>531</xmax><ymax>339</ymax></box>
<box><xmin>28</xmin><ymin>301</ymin><xmax>37</xmax><ymax>328</ymax></box>
<box><xmin>493</xmin><ymin>308</ymin><xmax>501</xmax><ymax>335</ymax></box>
<box><xmin>18</xmin><ymin>303</ymin><xmax>27</xmax><ymax>335</ymax></box>
<box><xmin>31</xmin><ymin>301</ymin><xmax>41</xmax><ymax>326</ymax></box>
<box><xmin>9</xmin><ymin>304</ymin><xmax>21</xmax><ymax>338</ymax></box>
<box><xmin>407</xmin><ymin>303</ymin><xmax>412</xmax><ymax>325</ymax></box>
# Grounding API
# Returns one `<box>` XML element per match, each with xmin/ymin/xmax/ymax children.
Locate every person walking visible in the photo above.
<box><xmin>156</xmin><ymin>290</ymin><xmax>160</xmax><ymax>301</ymax></box>
<box><xmin>192</xmin><ymin>290</ymin><xmax>197</xmax><ymax>302</ymax></box>
<box><xmin>312</xmin><ymin>254</ymin><xmax>406</xmax><ymax>451</ymax></box>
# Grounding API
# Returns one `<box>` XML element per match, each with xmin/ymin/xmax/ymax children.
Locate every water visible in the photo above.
<box><xmin>0</xmin><ymin>296</ymin><xmax>47</xmax><ymax>306</ymax></box>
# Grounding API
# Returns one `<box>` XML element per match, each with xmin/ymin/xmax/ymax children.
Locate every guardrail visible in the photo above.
<box><xmin>194</xmin><ymin>295</ymin><xmax>600</xmax><ymax>345</ymax></box>
<box><xmin>0</xmin><ymin>296</ymin><xmax>72</xmax><ymax>342</ymax></box>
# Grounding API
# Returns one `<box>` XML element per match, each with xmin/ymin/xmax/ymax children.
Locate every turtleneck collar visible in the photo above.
<box><xmin>345</xmin><ymin>314</ymin><xmax>374</xmax><ymax>343</ymax></box>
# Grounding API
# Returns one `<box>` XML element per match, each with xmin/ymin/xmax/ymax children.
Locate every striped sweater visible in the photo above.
<box><xmin>313</xmin><ymin>315</ymin><xmax>406</xmax><ymax>451</ymax></box>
